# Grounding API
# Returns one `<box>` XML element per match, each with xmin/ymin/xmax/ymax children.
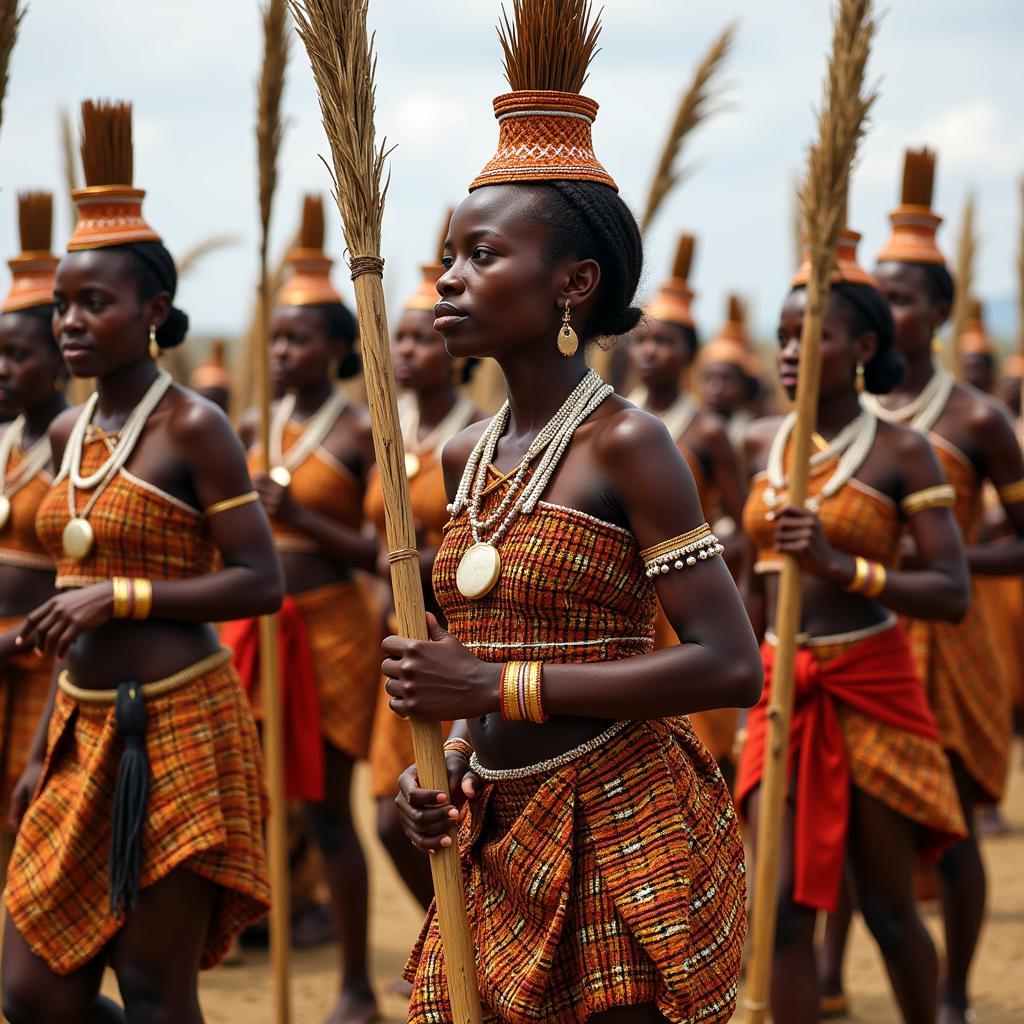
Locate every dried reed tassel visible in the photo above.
<box><xmin>949</xmin><ymin>191</ymin><xmax>976</xmax><ymax>380</ymax></box>
<box><xmin>0</xmin><ymin>0</ymin><xmax>23</xmax><ymax>131</ymax></box>
<box><xmin>297</xmin><ymin>193</ymin><xmax>325</xmax><ymax>249</ymax></box>
<box><xmin>901</xmin><ymin>146</ymin><xmax>936</xmax><ymax>206</ymax></box>
<box><xmin>79</xmin><ymin>100</ymin><xmax>133</xmax><ymax>186</ymax></box>
<box><xmin>673</xmin><ymin>233</ymin><xmax>695</xmax><ymax>280</ymax></box>
<box><xmin>498</xmin><ymin>0</ymin><xmax>601</xmax><ymax>92</ymax></box>
<box><xmin>17</xmin><ymin>191</ymin><xmax>52</xmax><ymax>252</ymax></box>
<box><xmin>744</xmin><ymin>2</ymin><xmax>878</xmax><ymax>1022</ymax></box>
<box><xmin>59</xmin><ymin>106</ymin><xmax>80</xmax><ymax>232</ymax></box>
<box><xmin>640</xmin><ymin>23</ymin><xmax>735</xmax><ymax>233</ymax></box>
<box><xmin>289</xmin><ymin>2</ymin><xmax>482</xmax><ymax>1019</ymax></box>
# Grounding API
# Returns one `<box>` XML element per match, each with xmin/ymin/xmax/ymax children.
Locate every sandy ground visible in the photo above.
<box><xmin>106</xmin><ymin>748</ymin><xmax>1024</xmax><ymax>1023</ymax></box>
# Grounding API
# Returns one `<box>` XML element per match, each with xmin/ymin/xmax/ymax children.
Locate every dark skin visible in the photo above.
<box><xmin>1</xmin><ymin>248</ymin><xmax>283</xmax><ymax>1024</ymax></box>
<box><xmin>240</xmin><ymin>302</ymin><xmax>379</xmax><ymax>1024</ymax></box>
<box><xmin>961</xmin><ymin>352</ymin><xmax>994</xmax><ymax>395</ymax></box>
<box><xmin>698</xmin><ymin>359</ymin><xmax>750</xmax><ymax>421</ymax></box>
<box><xmin>628</xmin><ymin>319</ymin><xmax>747</xmax><ymax>528</ymax></box>
<box><xmin>742</xmin><ymin>288</ymin><xmax>970</xmax><ymax>1024</ymax></box>
<box><xmin>387</xmin><ymin>185</ymin><xmax>762</xmax><ymax>1024</ymax></box>
<box><xmin>996</xmin><ymin>371</ymin><xmax>1022</xmax><ymax>418</ymax></box>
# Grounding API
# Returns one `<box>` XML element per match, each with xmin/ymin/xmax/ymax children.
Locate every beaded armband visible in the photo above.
<box><xmin>997</xmin><ymin>478</ymin><xmax>1024</xmax><ymax>506</ymax></box>
<box><xmin>900</xmin><ymin>484</ymin><xmax>955</xmax><ymax>517</ymax></box>
<box><xmin>640</xmin><ymin>522</ymin><xmax>724</xmax><ymax>579</ymax></box>
<box><xmin>204</xmin><ymin>490</ymin><xmax>259</xmax><ymax>517</ymax></box>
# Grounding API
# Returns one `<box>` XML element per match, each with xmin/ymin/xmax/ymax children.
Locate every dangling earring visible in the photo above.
<box><xmin>148</xmin><ymin>324</ymin><xmax>160</xmax><ymax>360</ymax></box>
<box><xmin>932</xmin><ymin>335</ymin><xmax>942</xmax><ymax>356</ymax></box>
<box><xmin>557</xmin><ymin>301</ymin><xmax>579</xmax><ymax>357</ymax></box>
<box><xmin>855</xmin><ymin>361</ymin><xmax>865</xmax><ymax>394</ymax></box>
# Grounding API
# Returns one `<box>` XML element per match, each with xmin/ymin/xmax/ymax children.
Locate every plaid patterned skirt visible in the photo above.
<box><xmin>4</xmin><ymin>658</ymin><xmax>270</xmax><ymax>974</ymax></box>
<box><xmin>0</xmin><ymin>615</ymin><xmax>52</xmax><ymax>836</ymax></box>
<box><xmin>405</xmin><ymin>718</ymin><xmax>746</xmax><ymax>1024</ymax></box>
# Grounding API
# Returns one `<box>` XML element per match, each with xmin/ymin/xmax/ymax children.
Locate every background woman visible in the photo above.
<box><xmin>1</xmin><ymin>100</ymin><xmax>280</xmax><ymax>1024</ymax></box>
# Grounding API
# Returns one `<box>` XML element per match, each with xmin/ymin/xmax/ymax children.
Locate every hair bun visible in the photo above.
<box><xmin>157</xmin><ymin>306</ymin><xmax>189</xmax><ymax>349</ymax></box>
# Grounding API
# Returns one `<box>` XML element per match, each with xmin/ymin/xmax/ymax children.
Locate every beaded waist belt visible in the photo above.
<box><xmin>764</xmin><ymin>613</ymin><xmax>896</xmax><ymax>650</ymax></box>
<box><xmin>469</xmin><ymin>719</ymin><xmax>630</xmax><ymax>782</ymax></box>
<box><xmin>58</xmin><ymin>647</ymin><xmax>232</xmax><ymax>704</ymax></box>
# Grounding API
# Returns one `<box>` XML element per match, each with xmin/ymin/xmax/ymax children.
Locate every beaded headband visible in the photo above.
<box><xmin>3</xmin><ymin>192</ymin><xmax>59</xmax><ymax>312</ymax></box>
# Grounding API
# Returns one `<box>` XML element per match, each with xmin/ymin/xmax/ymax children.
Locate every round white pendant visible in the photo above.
<box><xmin>63</xmin><ymin>517</ymin><xmax>96</xmax><ymax>560</ymax></box>
<box><xmin>456</xmin><ymin>542</ymin><xmax>501</xmax><ymax>600</ymax></box>
<box><xmin>404</xmin><ymin>451</ymin><xmax>421</xmax><ymax>480</ymax></box>
<box><xmin>0</xmin><ymin>495</ymin><xmax>10</xmax><ymax>531</ymax></box>
<box><xmin>269</xmin><ymin>465</ymin><xmax>292</xmax><ymax>488</ymax></box>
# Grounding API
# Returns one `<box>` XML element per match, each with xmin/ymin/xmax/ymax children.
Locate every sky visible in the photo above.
<box><xmin>1</xmin><ymin>0</ymin><xmax>1021</xmax><ymax>346</ymax></box>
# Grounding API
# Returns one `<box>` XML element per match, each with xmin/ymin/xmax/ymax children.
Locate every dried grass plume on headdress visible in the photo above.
<box><xmin>3</xmin><ymin>191</ymin><xmax>59</xmax><ymax>312</ymax></box>
<box><xmin>278</xmin><ymin>193</ymin><xmax>344</xmax><ymax>307</ymax></box>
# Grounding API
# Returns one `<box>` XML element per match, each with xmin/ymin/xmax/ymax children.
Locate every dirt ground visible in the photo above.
<box><xmin>102</xmin><ymin>745</ymin><xmax>1024</xmax><ymax>1023</ymax></box>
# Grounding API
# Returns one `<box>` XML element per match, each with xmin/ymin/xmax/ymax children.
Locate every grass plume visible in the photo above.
<box><xmin>257</xmin><ymin>0</ymin><xmax>289</xmax><ymax>265</ymax></box>
<box><xmin>498</xmin><ymin>0</ymin><xmax>601</xmax><ymax>93</ymax></box>
<box><xmin>80</xmin><ymin>100</ymin><xmax>133</xmax><ymax>186</ymax></box>
<box><xmin>949</xmin><ymin>191</ymin><xmax>976</xmax><ymax>377</ymax></box>
<box><xmin>17</xmin><ymin>191</ymin><xmax>52</xmax><ymax>252</ymax></box>
<box><xmin>0</xmin><ymin>0</ymin><xmax>24</xmax><ymax>131</ymax></box>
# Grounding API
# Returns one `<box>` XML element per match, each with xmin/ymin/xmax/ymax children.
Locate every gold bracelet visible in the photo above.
<box><xmin>997</xmin><ymin>478</ymin><xmax>1024</xmax><ymax>506</ymax></box>
<box><xmin>864</xmin><ymin>562</ymin><xmax>887</xmax><ymax>599</ymax></box>
<box><xmin>204</xmin><ymin>490</ymin><xmax>260</xmax><ymax>517</ymax></box>
<box><xmin>501</xmin><ymin>662</ymin><xmax>522</xmax><ymax>722</ymax></box>
<box><xmin>901</xmin><ymin>484</ymin><xmax>956</xmax><ymax>517</ymax></box>
<box><xmin>132</xmin><ymin>578</ymin><xmax>153</xmax><ymax>620</ymax></box>
<box><xmin>111</xmin><ymin>577</ymin><xmax>131</xmax><ymax>619</ymax></box>
<box><xmin>523</xmin><ymin>661</ymin><xmax>547</xmax><ymax>724</ymax></box>
<box><xmin>845</xmin><ymin>556</ymin><xmax>870</xmax><ymax>594</ymax></box>
<box><xmin>443</xmin><ymin>737</ymin><xmax>474</xmax><ymax>761</ymax></box>
<box><xmin>640</xmin><ymin>523</ymin><xmax>712</xmax><ymax>562</ymax></box>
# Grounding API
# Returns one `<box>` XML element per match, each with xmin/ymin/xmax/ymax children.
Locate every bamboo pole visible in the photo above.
<box><xmin>254</xmin><ymin>1</ymin><xmax>290</xmax><ymax>1021</ymax></box>
<box><xmin>743</xmin><ymin>2</ymin><xmax>877</xmax><ymax>1021</ymax></box>
<box><xmin>289</xmin><ymin>2</ymin><xmax>481</xmax><ymax>1020</ymax></box>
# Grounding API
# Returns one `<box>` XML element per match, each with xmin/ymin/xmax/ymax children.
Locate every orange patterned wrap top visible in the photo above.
<box><xmin>929</xmin><ymin>435</ymin><xmax>981</xmax><ymax>542</ymax></box>
<box><xmin>365</xmin><ymin>450</ymin><xmax>449</xmax><ymax>553</ymax></box>
<box><xmin>36</xmin><ymin>428</ymin><xmax>218</xmax><ymax>589</ymax></box>
<box><xmin>1</xmin><ymin>448</ymin><xmax>54</xmax><ymax>572</ymax></box>
<box><xmin>252</xmin><ymin>420</ymin><xmax>363</xmax><ymax>553</ymax></box>
<box><xmin>434</xmin><ymin>477</ymin><xmax>657</xmax><ymax>665</ymax></box>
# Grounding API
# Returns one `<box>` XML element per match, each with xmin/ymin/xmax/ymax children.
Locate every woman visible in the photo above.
<box><xmin>365</xmin><ymin>224</ymin><xmax>480</xmax><ymax>911</ymax></box>
<box><xmin>227</xmin><ymin>193</ymin><xmax>381</xmax><ymax>1024</ymax></box>
<box><xmin>861</xmin><ymin>148</ymin><xmax>1024</xmax><ymax>1024</ymax></box>
<box><xmin>627</xmin><ymin>235</ymin><xmax>747</xmax><ymax>783</ymax></box>
<box><xmin>0</xmin><ymin>192</ymin><xmax>66</xmax><ymax>878</ymax></box>
<box><xmin>1</xmin><ymin>100</ymin><xmax>280</xmax><ymax>1024</ymax></box>
<box><xmin>387</xmin><ymin>8</ymin><xmax>760</xmax><ymax>1022</ymax></box>
<box><xmin>737</xmin><ymin>226</ymin><xmax>969</xmax><ymax>1024</ymax></box>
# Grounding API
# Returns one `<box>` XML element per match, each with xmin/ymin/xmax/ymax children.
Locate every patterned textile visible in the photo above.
<box><xmin>405</xmin><ymin>719</ymin><xmax>745</xmax><ymax>1024</ymax></box>
<box><xmin>36</xmin><ymin>431</ymin><xmax>218</xmax><ymax>588</ymax></box>
<box><xmin>736</xmin><ymin>626</ymin><xmax>966</xmax><ymax>912</ymax></box>
<box><xmin>975</xmin><ymin>574</ymin><xmax>1024</xmax><ymax>711</ymax></box>
<box><xmin>0</xmin><ymin>449</ymin><xmax>53</xmax><ymax>570</ymax></box>
<box><xmin>0</xmin><ymin>615</ymin><xmax>52</xmax><ymax>835</ymax></box>
<box><xmin>5</xmin><ymin>659</ymin><xmax>270</xmax><ymax>974</ymax></box>
<box><xmin>903</xmin><ymin>438</ymin><xmax>1012</xmax><ymax>801</ymax></box>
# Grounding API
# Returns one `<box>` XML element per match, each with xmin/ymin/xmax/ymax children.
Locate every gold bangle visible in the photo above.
<box><xmin>845</xmin><ymin>556</ymin><xmax>869</xmax><ymax>594</ymax></box>
<box><xmin>501</xmin><ymin>662</ymin><xmax>522</xmax><ymax>722</ymax></box>
<box><xmin>864</xmin><ymin>562</ymin><xmax>887</xmax><ymax>599</ymax></box>
<box><xmin>204</xmin><ymin>490</ymin><xmax>259</xmax><ymax>517</ymax></box>
<box><xmin>525</xmin><ymin>661</ymin><xmax>547</xmax><ymax>724</ymax></box>
<box><xmin>443</xmin><ymin>738</ymin><xmax>474</xmax><ymax>761</ymax></box>
<box><xmin>997</xmin><ymin>478</ymin><xmax>1024</xmax><ymax>506</ymax></box>
<box><xmin>901</xmin><ymin>484</ymin><xmax>956</xmax><ymax>517</ymax></box>
<box><xmin>111</xmin><ymin>577</ymin><xmax>131</xmax><ymax>619</ymax></box>
<box><xmin>132</xmin><ymin>579</ymin><xmax>153</xmax><ymax>620</ymax></box>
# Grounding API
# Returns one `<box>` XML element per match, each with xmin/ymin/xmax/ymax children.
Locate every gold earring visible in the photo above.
<box><xmin>855</xmin><ymin>361</ymin><xmax>865</xmax><ymax>394</ymax></box>
<box><xmin>557</xmin><ymin>302</ymin><xmax>579</xmax><ymax>357</ymax></box>
<box><xmin>932</xmin><ymin>335</ymin><xmax>942</xmax><ymax>356</ymax></box>
<box><xmin>148</xmin><ymin>324</ymin><xmax>160</xmax><ymax>360</ymax></box>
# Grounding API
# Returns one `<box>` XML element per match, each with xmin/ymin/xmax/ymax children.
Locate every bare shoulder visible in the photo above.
<box><xmin>954</xmin><ymin>382</ymin><xmax>1017</xmax><ymax>442</ymax></box>
<box><xmin>48</xmin><ymin>404</ymin><xmax>84</xmax><ymax>462</ymax></box>
<box><xmin>875</xmin><ymin>417</ymin><xmax>934</xmax><ymax>460</ymax></box>
<box><xmin>691</xmin><ymin>406</ymin><xmax>731</xmax><ymax>447</ymax></box>
<box><xmin>164</xmin><ymin>383</ymin><xmax>241</xmax><ymax>453</ymax></box>
<box><xmin>591</xmin><ymin>396</ymin><xmax>681</xmax><ymax>469</ymax></box>
<box><xmin>744</xmin><ymin>415</ymin><xmax>785</xmax><ymax>469</ymax></box>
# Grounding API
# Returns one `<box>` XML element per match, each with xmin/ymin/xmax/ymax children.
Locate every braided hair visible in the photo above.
<box><xmin>525</xmin><ymin>181</ymin><xmax>644</xmax><ymax>342</ymax></box>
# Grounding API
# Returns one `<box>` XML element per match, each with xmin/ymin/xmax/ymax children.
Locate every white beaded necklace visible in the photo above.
<box><xmin>0</xmin><ymin>416</ymin><xmax>52</xmax><ymax>530</ymax></box>
<box><xmin>765</xmin><ymin>408</ymin><xmax>878</xmax><ymax>512</ymax></box>
<box><xmin>451</xmin><ymin>369</ymin><xmax>612</xmax><ymax>599</ymax></box>
<box><xmin>400</xmin><ymin>392</ymin><xmax>475</xmax><ymax>478</ymax></box>
<box><xmin>627</xmin><ymin>386</ymin><xmax>700</xmax><ymax>442</ymax></box>
<box><xmin>862</xmin><ymin>366</ymin><xmax>954</xmax><ymax>434</ymax></box>
<box><xmin>268</xmin><ymin>388</ymin><xmax>348</xmax><ymax>486</ymax></box>
<box><xmin>61</xmin><ymin>369</ymin><xmax>173</xmax><ymax>560</ymax></box>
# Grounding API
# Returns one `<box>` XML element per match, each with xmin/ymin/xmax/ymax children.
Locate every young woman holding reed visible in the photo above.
<box><xmin>1</xmin><ymin>101</ymin><xmax>280</xmax><ymax>1024</ymax></box>
<box><xmin>384</xmin><ymin>4</ymin><xmax>759</xmax><ymax>1021</ymax></box>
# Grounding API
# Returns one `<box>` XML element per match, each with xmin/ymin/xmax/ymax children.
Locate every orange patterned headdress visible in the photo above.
<box><xmin>3</xmin><ymin>192</ymin><xmax>59</xmax><ymax>312</ymax></box>
<box><xmin>876</xmin><ymin>148</ymin><xmax>945</xmax><ymax>267</ymax></box>
<box><xmin>646</xmin><ymin>234</ymin><xmax>696</xmax><ymax>328</ymax></box>
<box><xmin>404</xmin><ymin>207</ymin><xmax>452</xmax><ymax>313</ymax></box>
<box><xmin>793</xmin><ymin>227</ymin><xmax>877</xmax><ymax>289</ymax></box>
<box><xmin>278</xmin><ymin>195</ymin><xmax>344</xmax><ymax>307</ymax></box>
<box><xmin>697</xmin><ymin>294</ymin><xmax>759</xmax><ymax>375</ymax></box>
<box><xmin>67</xmin><ymin>100</ymin><xmax>162</xmax><ymax>251</ymax></box>
<box><xmin>960</xmin><ymin>298</ymin><xmax>992</xmax><ymax>357</ymax></box>
<box><xmin>469</xmin><ymin>1</ymin><xmax>616</xmax><ymax>193</ymax></box>
<box><xmin>189</xmin><ymin>340</ymin><xmax>232</xmax><ymax>391</ymax></box>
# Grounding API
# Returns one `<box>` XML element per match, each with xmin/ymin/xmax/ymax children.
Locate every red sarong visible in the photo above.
<box><xmin>736</xmin><ymin>624</ymin><xmax>941</xmax><ymax>912</ymax></box>
<box><xmin>222</xmin><ymin>597</ymin><xmax>324</xmax><ymax>802</ymax></box>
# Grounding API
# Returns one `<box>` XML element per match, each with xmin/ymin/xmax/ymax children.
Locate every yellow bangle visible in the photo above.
<box><xmin>500</xmin><ymin>662</ymin><xmax>522</xmax><ymax>722</ymax></box>
<box><xmin>204</xmin><ymin>491</ymin><xmax>259</xmax><ymax>517</ymax></box>
<box><xmin>864</xmin><ymin>562</ymin><xmax>887</xmax><ymax>599</ymax></box>
<box><xmin>901</xmin><ymin>484</ymin><xmax>956</xmax><ymax>517</ymax></box>
<box><xmin>132</xmin><ymin>578</ymin><xmax>153</xmax><ymax>620</ymax></box>
<box><xmin>997</xmin><ymin>478</ymin><xmax>1024</xmax><ymax>506</ymax></box>
<box><xmin>111</xmin><ymin>577</ymin><xmax>131</xmax><ymax>619</ymax></box>
<box><xmin>846</xmin><ymin>556</ymin><xmax>870</xmax><ymax>594</ymax></box>
<box><xmin>524</xmin><ymin>661</ymin><xmax>547</xmax><ymax>724</ymax></box>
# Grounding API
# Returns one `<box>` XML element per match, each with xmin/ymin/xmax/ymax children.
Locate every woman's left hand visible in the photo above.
<box><xmin>382</xmin><ymin>613</ymin><xmax>499</xmax><ymax>721</ymax></box>
<box><xmin>16</xmin><ymin>583</ymin><xmax>114</xmax><ymax>659</ymax></box>
<box><xmin>772</xmin><ymin>505</ymin><xmax>851</xmax><ymax>581</ymax></box>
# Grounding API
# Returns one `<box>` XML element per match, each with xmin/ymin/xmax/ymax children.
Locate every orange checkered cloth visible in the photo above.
<box><xmin>902</xmin><ymin>439</ymin><xmax>1013</xmax><ymax>802</ymax></box>
<box><xmin>0</xmin><ymin>449</ymin><xmax>54</xmax><ymax>571</ymax></box>
<box><xmin>5</xmin><ymin>658</ymin><xmax>270</xmax><ymax>974</ymax></box>
<box><xmin>0</xmin><ymin>615</ymin><xmax>52</xmax><ymax>836</ymax></box>
<box><xmin>404</xmin><ymin>490</ymin><xmax>745</xmax><ymax>1023</ymax></box>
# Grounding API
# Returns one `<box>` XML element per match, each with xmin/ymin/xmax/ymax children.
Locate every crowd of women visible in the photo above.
<box><xmin>0</xmin><ymin>7</ymin><xmax>1020</xmax><ymax>1024</ymax></box>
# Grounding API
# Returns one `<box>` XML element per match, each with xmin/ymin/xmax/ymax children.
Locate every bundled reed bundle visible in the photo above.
<box><xmin>744</xmin><ymin>1</ymin><xmax>878</xmax><ymax>1020</ymax></box>
<box><xmin>949</xmin><ymin>191</ymin><xmax>976</xmax><ymax>380</ymax></box>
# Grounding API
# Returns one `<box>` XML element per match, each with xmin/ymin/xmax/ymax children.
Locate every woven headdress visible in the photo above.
<box><xmin>876</xmin><ymin>148</ymin><xmax>945</xmax><ymax>266</ymax></box>
<box><xmin>793</xmin><ymin>226</ymin><xmax>877</xmax><ymax>289</ymax></box>
<box><xmin>959</xmin><ymin>298</ymin><xmax>992</xmax><ymax>357</ymax></box>
<box><xmin>404</xmin><ymin>208</ymin><xmax>452</xmax><ymax>313</ymax></box>
<box><xmin>469</xmin><ymin>0</ymin><xmax>615</xmax><ymax>192</ymax></box>
<box><xmin>697</xmin><ymin>294</ymin><xmax>759</xmax><ymax>375</ymax></box>
<box><xmin>190</xmin><ymin>339</ymin><xmax>232</xmax><ymax>391</ymax></box>
<box><xmin>67</xmin><ymin>100</ymin><xmax>162</xmax><ymax>251</ymax></box>
<box><xmin>278</xmin><ymin>194</ymin><xmax>344</xmax><ymax>307</ymax></box>
<box><xmin>3</xmin><ymin>192</ymin><xmax>59</xmax><ymax>312</ymax></box>
<box><xmin>646</xmin><ymin>234</ymin><xmax>696</xmax><ymax>328</ymax></box>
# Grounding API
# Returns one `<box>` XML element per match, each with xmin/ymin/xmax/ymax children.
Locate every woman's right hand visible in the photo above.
<box><xmin>395</xmin><ymin>755</ymin><xmax>481</xmax><ymax>853</ymax></box>
<box><xmin>8</xmin><ymin>756</ymin><xmax>43</xmax><ymax>831</ymax></box>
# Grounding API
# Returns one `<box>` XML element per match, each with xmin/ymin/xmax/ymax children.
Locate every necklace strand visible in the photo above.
<box><xmin>269</xmin><ymin>388</ymin><xmax>348</xmax><ymax>473</ymax></box>
<box><xmin>0</xmin><ymin>417</ymin><xmax>51</xmax><ymax>499</ymax></box>
<box><xmin>862</xmin><ymin>366</ymin><xmax>954</xmax><ymax>434</ymax></box>
<box><xmin>401</xmin><ymin>392</ymin><xmax>476</xmax><ymax>459</ymax></box>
